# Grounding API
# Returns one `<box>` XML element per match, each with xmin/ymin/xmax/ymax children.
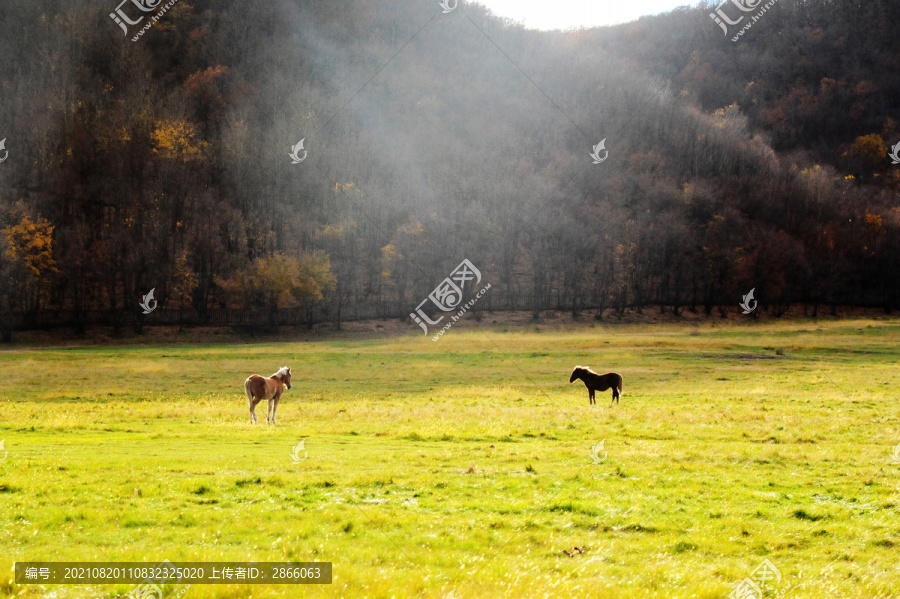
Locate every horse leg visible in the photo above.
<box><xmin>266</xmin><ymin>399</ymin><xmax>274</xmax><ymax>424</ymax></box>
<box><xmin>589</xmin><ymin>389</ymin><xmax>595</xmax><ymax>405</ymax></box>
<box><xmin>272</xmin><ymin>397</ymin><xmax>279</xmax><ymax>425</ymax></box>
<box><xmin>249</xmin><ymin>397</ymin><xmax>259</xmax><ymax>423</ymax></box>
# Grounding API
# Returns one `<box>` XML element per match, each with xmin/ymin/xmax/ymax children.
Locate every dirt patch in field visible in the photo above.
<box><xmin>699</xmin><ymin>353</ymin><xmax>789</xmax><ymax>361</ymax></box>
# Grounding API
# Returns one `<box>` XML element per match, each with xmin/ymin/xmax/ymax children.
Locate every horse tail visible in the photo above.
<box><xmin>617</xmin><ymin>374</ymin><xmax>623</xmax><ymax>395</ymax></box>
<box><xmin>244</xmin><ymin>378</ymin><xmax>254</xmax><ymax>402</ymax></box>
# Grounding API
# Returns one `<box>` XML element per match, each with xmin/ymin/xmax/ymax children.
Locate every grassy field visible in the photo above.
<box><xmin>0</xmin><ymin>318</ymin><xmax>898</xmax><ymax>598</ymax></box>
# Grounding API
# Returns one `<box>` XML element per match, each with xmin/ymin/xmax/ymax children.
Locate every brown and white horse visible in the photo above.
<box><xmin>569</xmin><ymin>366</ymin><xmax>623</xmax><ymax>406</ymax></box>
<box><xmin>244</xmin><ymin>367</ymin><xmax>292</xmax><ymax>424</ymax></box>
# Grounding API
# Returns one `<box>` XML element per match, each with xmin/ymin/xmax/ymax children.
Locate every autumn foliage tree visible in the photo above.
<box><xmin>849</xmin><ymin>134</ymin><xmax>888</xmax><ymax>180</ymax></box>
<box><xmin>1</xmin><ymin>215</ymin><xmax>57</xmax><ymax>335</ymax></box>
<box><xmin>218</xmin><ymin>253</ymin><xmax>335</xmax><ymax>329</ymax></box>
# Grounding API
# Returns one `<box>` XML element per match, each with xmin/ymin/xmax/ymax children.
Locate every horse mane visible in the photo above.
<box><xmin>574</xmin><ymin>365</ymin><xmax>598</xmax><ymax>376</ymax></box>
<box><xmin>272</xmin><ymin>366</ymin><xmax>290</xmax><ymax>380</ymax></box>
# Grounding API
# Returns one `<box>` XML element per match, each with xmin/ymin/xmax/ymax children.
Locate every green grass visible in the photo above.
<box><xmin>0</xmin><ymin>318</ymin><xmax>899</xmax><ymax>598</ymax></box>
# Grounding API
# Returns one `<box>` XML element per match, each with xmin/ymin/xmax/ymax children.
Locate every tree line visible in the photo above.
<box><xmin>0</xmin><ymin>0</ymin><xmax>898</xmax><ymax>341</ymax></box>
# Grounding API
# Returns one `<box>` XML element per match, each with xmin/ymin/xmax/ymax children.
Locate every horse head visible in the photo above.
<box><xmin>569</xmin><ymin>366</ymin><xmax>584</xmax><ymax>383</ymax></box>
<box><xmin>275</xmin><ymin>366</ymin><xmax>292</xmax><ymax>389</ymax></box>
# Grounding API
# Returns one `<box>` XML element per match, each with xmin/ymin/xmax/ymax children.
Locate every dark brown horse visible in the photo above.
<box><xmin>569</xmin><ymin>366</ymin><xmax>623</xmax><ymax>406</ymax></box>
<box><xmin>244</xmin><ymin>367</ymin><xmax>292</xmax><ymax>424</ymax></box>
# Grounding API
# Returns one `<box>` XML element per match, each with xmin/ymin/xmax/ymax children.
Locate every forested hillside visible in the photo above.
<box><xmin>0</xmin><ymin>0</ymin><xmax>898</xmax><ymax>339</ymax></box>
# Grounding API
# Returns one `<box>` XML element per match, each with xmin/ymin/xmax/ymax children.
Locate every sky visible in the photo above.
<box><xmin>472</xmin><ymin>0</ymin><xmax>699</xmax><ymax>30</ymax></box>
